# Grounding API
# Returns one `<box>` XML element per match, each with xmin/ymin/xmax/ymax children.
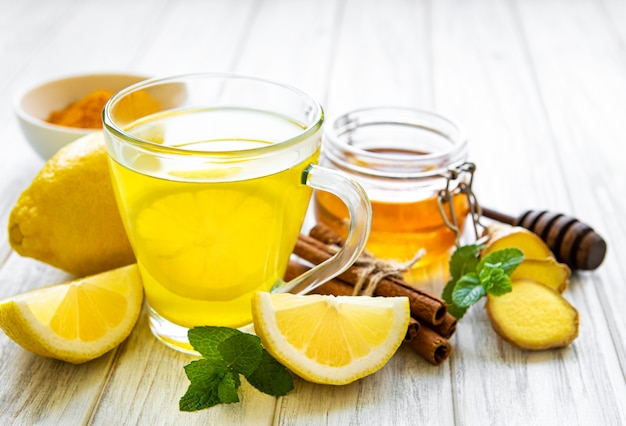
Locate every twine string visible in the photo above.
<box><xmin>327</xmin><ymin>244</ymin><xmax>425</xmax><ymax>296</ymax></box>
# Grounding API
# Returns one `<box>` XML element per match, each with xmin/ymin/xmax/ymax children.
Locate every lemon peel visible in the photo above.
<box><xmin>8</xmin><ymin>132</ymin><xmax>135</xmax><ymax>276</ymax></box>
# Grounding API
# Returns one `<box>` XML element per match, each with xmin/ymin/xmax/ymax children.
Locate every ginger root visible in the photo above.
<box><xmin>481</xmin><ymin>223</ymin><xmax>577</xmax><ymax>350</ymax></box>
<box><xmin>482</xmin><ymin>223</ymin><xmax>553</xmax><ymax>259</ymax></box>
<box><xmin>486</xmin><ymin>279</ymin><xmax>579</xmax><ymax>350</ymax></box>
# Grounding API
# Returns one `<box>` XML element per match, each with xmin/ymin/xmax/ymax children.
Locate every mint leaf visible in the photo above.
<box><xmin>449</xmin><ymin>244</ymin><xmax>482</xmax><ymax>280</ymax></box>
<box><xmin>217</xmin><ymin>371</ymin><xmax>240</xmax><ymax>404</ymax></box>
<box><xmin>441</xmin><ymin>279</ymin><xmax>456</xmax><ymax>306</ymax></box>
<box><xmin>443</xmin><ymin>244</ymin><xmax>523</xmax><ymax>319</ymax></box>
<box><xmin>451</xmin><ymin>273</ymin><xmax>485</xmax><ymax>307</ymax></box>
<box><xmin>179</xmin><ymin>360</ymin><xmax>226</xmax><ymax>411</ymax></box>
<box><xmin>184</xmin><ymin>358</ymin><xmax>227</xmax><ymax>382</ymax></box>
<box><xmin>478</xmin><ymin>248</ymin><xmax>523</xmax><ymax>276</ymax></box>
<box><xmin>442</xmin><ymin>278</ymin><xmax>469</xmax><ymax>319</ymax></box>
<box><xmin>246</xmin><ymin>350</ymin><xmax>294</xmax><ymax>396</ymax></box>
<box><xmin>479</xmin><ymin>262</ymin><xmax>504</xmax><ymax>291</ymax></box>
<box><xmin>188</xmin><ymin>326</ymin><xmax>241</xmax><ymax>360</ymax></box>
<box><xmin>476</xmin><ymin>248</ymin><xmax>521</xmax><ymax>296</ymax></box>
<box><xmin>179</xmin><ymin>380</ymin><xmax>222</xmax><ymax>411</ymax></box>
<box><xmin>487</xmin><ymin>275</ymin><xmax>513</xmax><ymax>296</ymax></box>
<box><xmin>479</xmin><ymin>263</ymin><xmax>513</xmax><ymax>296</ymax></box>
<box><xmin>218</xmin><ymin>333</ymin><xmax>263</xmax><ymax>376</ymax></box>
<box><xmin>181</xmin><ymin>326</ymin><xmax>295</xmax><ymax>412</ymax></box>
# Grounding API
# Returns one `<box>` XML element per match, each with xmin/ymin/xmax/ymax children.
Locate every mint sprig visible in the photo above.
<box><xmin>442</xmin><ymin>245</ymin><xmax>524</xmax><ymax>319</ymax></box>
<box><xmin>179</xmin><ymin>326</ymin><xmax>294</xmax><ymax>412</ymax></box>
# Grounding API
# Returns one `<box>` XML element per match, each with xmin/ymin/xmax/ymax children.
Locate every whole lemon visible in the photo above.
<box><xmin>8</xmin><ymin>132</ymin><xmax>135</xmax><ymax>276</ymax></box>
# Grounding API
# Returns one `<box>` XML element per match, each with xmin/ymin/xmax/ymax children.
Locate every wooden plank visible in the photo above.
<box><xmin>0</xmin><ymin>0</ymin><xmax>77</xmax><ymax>96</ymax></box>
<box><xmin>514</xmin><ymin>1</ymin><xmax>626</xmax><ymax>423</ymax></box>
<box><xmin>89</xmin><ymin>0</ymin><xmax>346</xmax><ymax>422</ymax></box>
<box><xmin>130</xmin><ymin>0</ymin><xmax>257</xmax><ymax>75</ymax></box>
<box><xmin>0</xmin><ymin>0</ymin><xmax>170</xmax><ymax>263</ymax></box>
<box><xmin>231</xmin><ymin>0</ymin><xmax>341</xmax><ymax>103</ymax></box>
<box><xmin>5</xmin><ymin>0</ymin><xmax>168</xmax><ymax>93</ymax></box>
<box><xmin>431</xmin><ymin>0</ymin><xmax>626</xmax><ymax>425</ymax></box>
<box><xmin>323</xmin><ymin>0</ymin><xmax>435</xmax><ymax>115</ymax></box>
<box><xmin>431</xmin><ymin>0</ymin><xmax>570</xmax><ymax>214</ymax></box>
<box><xmin>278</xmin><ymin>346</ymin><xmax>454</xmax><ymax>425</ymax></box>
<box><xmin>0</xmin><ymin>124</ymin><xmax>43</xmax><ymax>269</ymax></box>
<box><xmin>0</xmin><ymin>254</ymin><xmax>118</xmax><ymax>424</ymax></box>
<box><xmin>89</xmin><ymin>310</ymin><xmax>277</xmax><ymax>425</ymax></box>
<box><xmin>0</xmin><ymin>0</ymin><xmax>76</xmax><ymax>266</ymax></box>
<box><xmin>0</xmin><ymin>345</ymin><xmax>117</xmax><ymax>425</ymax></box>
<box><xmin>1</xmin><ymin>0</ymin><xmax>625</xmax><ymax>424</ymax></box>
<box><xmin>273</xmin><ymin>1</ymin><xmax>455</xmax><ymax>425</ymax></box>
<box><xmin>85</xmin><ymin>0</ymin><xmax>281</xmax><ymax>423</ymax></box>
<box><xmin>0</xmin><ymin>0</ymin><xmax>272</xmax><ymax>423</ymax></box>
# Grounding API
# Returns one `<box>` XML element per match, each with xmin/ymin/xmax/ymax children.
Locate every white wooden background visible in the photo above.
<box><xmin>1</xmin><ymin>0</ymin><xmax>625</xmax><ymax>424</ymax></box>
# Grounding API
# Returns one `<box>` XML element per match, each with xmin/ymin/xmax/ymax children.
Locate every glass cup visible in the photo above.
<box><xmin>102</xmin><ymin>73</ymin><xmax>371</xmax><ymax>353</ymax></box>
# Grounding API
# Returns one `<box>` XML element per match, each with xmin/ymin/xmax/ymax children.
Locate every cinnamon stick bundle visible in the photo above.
<box><xmin>287</xmin><ymin>224</ymin><xmax>458</xmax><ymax>366</ymax></box>
<box><xmin>294</xmin><ymin>234</ymin><xmax>448</xmax><ymax>326</ymax></box>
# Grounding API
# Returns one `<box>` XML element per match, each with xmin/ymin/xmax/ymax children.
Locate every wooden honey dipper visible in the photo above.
<box><xmin>481</xmin><ymin>207</ymin><xmax>607</xmax><ymax>271</ymax></box>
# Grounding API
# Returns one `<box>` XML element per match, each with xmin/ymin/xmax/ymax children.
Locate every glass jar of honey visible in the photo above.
<box><xmin>314</xmin><ymin>107</ymin><xmax>473</xmax><ymax>285</ymax></box>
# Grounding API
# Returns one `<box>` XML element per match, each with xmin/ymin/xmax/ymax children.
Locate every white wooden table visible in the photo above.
<box><xmin>1</xmin><ymin>0</ymin><xmax>625</xmax><ymax>424</ymax></box>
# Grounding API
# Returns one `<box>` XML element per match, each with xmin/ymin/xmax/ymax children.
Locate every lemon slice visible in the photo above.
<box><xmin>0</xmin><ymin>264</ymin><xmax>143</xmax><ymax>364</ymax></box>
<box><xmin>251</xmin><ymin>292</ymin><xmax>410</xmax><ymax>385</ymax></box>
<box><xmin>134</xmin><ymin>188</ymin><xmax>281</xmax><ymax>300</ymax></box>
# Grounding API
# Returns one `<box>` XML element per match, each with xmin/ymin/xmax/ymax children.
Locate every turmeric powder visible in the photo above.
<box><xmin>47</xmin><ymin>89</ymin><xmax>114</xmax><ymax>129</ymax></box>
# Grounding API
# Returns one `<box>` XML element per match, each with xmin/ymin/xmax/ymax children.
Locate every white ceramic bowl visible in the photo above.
<box><xmin>14</xmin><ymin>73</ymin><xmax>148</xmax><ymax>160</ymax></box>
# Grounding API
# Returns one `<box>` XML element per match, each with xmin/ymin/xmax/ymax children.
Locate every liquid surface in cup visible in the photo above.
<box><xmin>108</xmin><ymin>108</ymin><xmax>318</xmax><ymax>329</ymax></box>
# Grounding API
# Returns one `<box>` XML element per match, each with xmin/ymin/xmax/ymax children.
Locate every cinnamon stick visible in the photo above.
<box><xmin>405</xmin><ymin>317</ymin><xmax>422</xmax><ymax>341</ymax></box>
<box><xmin>294</xmin><ymin>234</ymin><xmax>447</xmax><ymax>326</ymax></box>
<box><xmin>404</xmin><ymin>322</ymin><xmax>452</xmax><ymax>365</ymax></box>
<box><xmin>309</xmin><ymin>224</ymin><xmax>344</xmax><ymax>246</ymax></box>
<box><xmin>429</xmin><ymin>313</ymin><xmax>457</xmax><ymax>340</ymax></box>
<box><xmin>285</xmin><ymin>260</ymin><xmax>353</xmax><ymax>296</ymax></box>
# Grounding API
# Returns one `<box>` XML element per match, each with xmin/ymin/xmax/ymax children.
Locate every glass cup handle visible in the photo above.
<box><xmin>277</xmin><ymin>164</ymin><xmax>372</xmax><ymax>295</ymax></box>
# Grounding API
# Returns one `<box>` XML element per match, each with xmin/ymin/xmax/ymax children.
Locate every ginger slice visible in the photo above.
<box><xmin>486</xmin><ymin>279</ymin><xmax>579</xmax><ymax>350</ymax></box>
<box><xmin>510</xmin><ymin>258</ymin><xmax>571</xmax><ymax>293</ymax></box>
<box><xmin>482</xmin><ymin>224</ymin><xmax>553</xmax><ymax>260</ymax></box>
<box><xmin>482</xmin><ymin>223</ymin><xmax>571</xmax><ymax>292</ymax></box>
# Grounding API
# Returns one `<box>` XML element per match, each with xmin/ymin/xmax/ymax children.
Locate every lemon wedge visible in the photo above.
<box><xmin>0</xmin><ymin>264</ymin><xmax>143</xmax><ymax>364</ymax></box>
<box><xmin>251</xmin><ymin>292</ymin><xmax>410</xmax><ymax>385</ymax></box>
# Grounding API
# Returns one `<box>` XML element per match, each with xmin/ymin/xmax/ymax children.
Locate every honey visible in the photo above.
<box><xmin>314</xmin><ymin>107</ymin><xmax>471</xmax><ymax>285</ymax></box>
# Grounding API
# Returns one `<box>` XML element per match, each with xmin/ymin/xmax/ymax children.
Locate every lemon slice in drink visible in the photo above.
<box><xmin>251</xmin><ymin>292</ymin><xmax>410</xmax><ymax>385</ymax></box>
<box><xmin>0</xmin><ymin>264</ymin><xmax>143</xmax><ymax>364</ymax></box>
<box><xmin>135</xmin><ymin>189</ymin><xmax>280</xmax><ymax>300</ymax></box>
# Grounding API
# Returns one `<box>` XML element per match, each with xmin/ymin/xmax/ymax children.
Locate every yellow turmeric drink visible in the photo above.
<box><xmin>103</xmin><ymin>74</ymin><xmax>372</xmax><ymax>354</ymax></box>
<box><xmin>108</xmin><ymin>108</ymin><xmax>318</xmax><ymax>334</ymax></box>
